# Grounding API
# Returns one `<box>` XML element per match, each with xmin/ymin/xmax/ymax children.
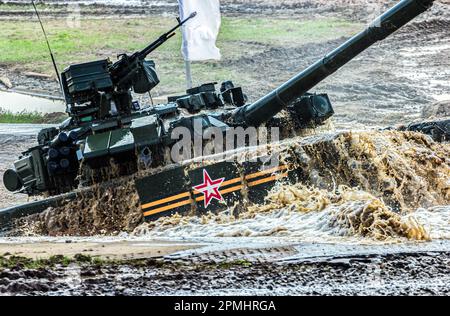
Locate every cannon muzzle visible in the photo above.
<box><xmin>232</xmin><ymin>0</ymin><xmax>434</xmax><ymax>126</ymax></box>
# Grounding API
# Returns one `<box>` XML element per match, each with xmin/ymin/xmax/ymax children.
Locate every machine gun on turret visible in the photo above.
<box><xmin>109</xmin><ymin>12</ymin><xmax>197</xmax><ymax>92</ymax></box>
<box><xmin>60</xmin><ymin>12</ymin><xmax>197</xmax><ymax>121</ymax></box>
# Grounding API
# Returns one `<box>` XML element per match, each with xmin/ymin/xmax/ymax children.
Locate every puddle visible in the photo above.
<box><xmin>0</xmin><ymin>123</ymin><xmax>56</xmax><ymax>136</ymax></box>
<box><xmin>0</xmin><ymin>91</ymin><xmax>65</xmax><ymax>114</ymax></box>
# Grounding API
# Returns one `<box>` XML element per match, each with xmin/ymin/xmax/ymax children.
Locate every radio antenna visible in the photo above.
<box><xmin>31</xmin><ymin>0</ymin><xmax>63</xmax><ymax>93</ymax></box>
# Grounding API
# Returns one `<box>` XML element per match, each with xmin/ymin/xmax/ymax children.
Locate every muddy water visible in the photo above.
<box><xmin>17</xmin><ymin>130</ymin><xmax>449</xmax><ymax>248</ymax></box>
<box><xmin>0</xmin><ymin>91</ymin><xmax>65</xmax><ymax>114</ymax></box>
<box><xmin>132</xmin><ymin>131</ymin><xmax>449</xmax><ymax>245</ymax></box>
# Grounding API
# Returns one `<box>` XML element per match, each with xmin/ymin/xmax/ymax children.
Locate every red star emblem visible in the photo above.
<box><xmin>193</xmin><ymin>169</ymin><xmax>225</xmax><ymax>208</ymax></box>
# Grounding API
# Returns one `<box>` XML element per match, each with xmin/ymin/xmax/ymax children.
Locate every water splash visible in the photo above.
<box><xmin>15</xmin><ymin>130</ymin><xmax>450</xmax><ymax>243</ymax></box>
<box><xmin>133</xmin><ymin>130</ymin><xmax>449</xmax><ymax>243</ymax></box>
<box><xmin>133</xmin><ymin>184</ymin><xmax>432</xmax><ymax>242</ymax></box>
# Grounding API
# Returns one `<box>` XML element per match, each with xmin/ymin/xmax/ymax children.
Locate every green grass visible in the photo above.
<box><xmin>0</xmin><ymin>109</ymin><xmax>66</xmax><ymax>123</ymax></box>
<box><xmin>0</xmin><ymin>110</ymin><xmax>44</xmax><ymax>123</ymax></box>
<box><xmin>0</xmin><ymin>254</ymin><xmax>256</xmax><ymax>271</ymax></box>
<box><xmin>220</xmin><ymin>18</ymin><xmax>359</xmax><ymax>44</ymax></box>
<box><xmin>0</xmin><ymin>15</ymin><xmax>362</xmax><ymax>94</ymax></box>
<box><xmin>0</xmin><ymin>255</ymin><xmax>74</xmax><ymax>269</ymax></box>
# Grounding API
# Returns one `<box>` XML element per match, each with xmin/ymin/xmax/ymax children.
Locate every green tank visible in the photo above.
<box><xmin>2</xmin><ymin>0</ymin><xmax>443</xmax><ymax>226</ymax></box>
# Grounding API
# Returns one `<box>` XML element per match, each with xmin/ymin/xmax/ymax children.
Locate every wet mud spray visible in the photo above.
<box><xmin>15</xmin><ymin>130</ymin><xmax>449</xmax><ymax>243</ymax></box>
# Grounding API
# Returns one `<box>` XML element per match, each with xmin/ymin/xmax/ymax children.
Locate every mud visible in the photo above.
<box><xmin>1</xmin><ymin>249</ymin><xmax>450</xmax><ymax>295</ymax></box>
<box><xmin>17</xmin><ymin>179</ymin><xmax>143</xmax><ymax>236</ymax></box>
<box><xmin>0</xmin><ymin>0</ymin><xmax>415</xmax><ymax>20</ymax></box>
<box><xmin>0</xmin><ymin>239</ymin><xmax>199</xmax><ymax>260</ymax></box>
<box><xmin>1</xmin><ymin>0</ymin><xmax>448</xmax><ymax>20</ymax></box>
<box><xmin>0</xmin><ymin>0</ymin><xmax>449</xmax><ymax>296</ymax></box>
<box><xmin>422</xmin><ymin>100</ymin><xmax>450</xmax><ymax>119</ymax></box>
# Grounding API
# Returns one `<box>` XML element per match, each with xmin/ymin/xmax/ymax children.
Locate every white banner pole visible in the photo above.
<box><xmin>185</xmin><ymin>59</ymin><xmax>193</xmax><ymax>89</ymax></box>
<box><xmin>179</xmin><ymin>0</ymin><xmax>221</xmax><ymax>90</ymax></box>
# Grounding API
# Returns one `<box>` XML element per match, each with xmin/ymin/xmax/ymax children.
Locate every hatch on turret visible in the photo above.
<box><xmin>82</xmin><ymin>115</ymin><xmax>162</xmax><ymax>160</ymax></box>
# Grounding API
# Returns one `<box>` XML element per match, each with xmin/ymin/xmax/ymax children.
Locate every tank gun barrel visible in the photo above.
<box><xmin>232</xmin><ymin>0</ymin><xmax>434</xmax><ymax>126</ymax></box>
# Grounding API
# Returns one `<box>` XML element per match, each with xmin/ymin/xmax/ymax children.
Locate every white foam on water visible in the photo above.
<box><xmin>415</xmin><ymin>206</ymin><xmax>450</xmax><ymax>240</ymax></box>
<box><xmin>134</xmin><ymin>200</ymin><xmax>449</xmax><ymax>245</ymax></box>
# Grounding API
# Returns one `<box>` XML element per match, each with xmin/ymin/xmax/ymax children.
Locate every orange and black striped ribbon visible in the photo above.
<box><xmin>141</xmin><ymin>165</ymin><xmax>290</xmax><ymax>217</ymax></box>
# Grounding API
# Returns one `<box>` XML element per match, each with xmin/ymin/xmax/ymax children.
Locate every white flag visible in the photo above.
<box><xmin>178</xmin><ymin>0</ymin><xmax>221</xmax><ymax>61</ymax></box>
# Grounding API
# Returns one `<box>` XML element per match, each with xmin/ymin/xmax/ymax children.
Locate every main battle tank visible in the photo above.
<box><xmin>2</xmin><ymin>0</ymin><xmax>439</xmax><ymax>201</ymax></box>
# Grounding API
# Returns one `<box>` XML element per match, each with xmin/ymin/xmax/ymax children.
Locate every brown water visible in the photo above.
<box><xmin>16</xmin><ymin>130</ymin><xmax>448</xmax><ymax>246</ymax></box>
<box><xmin>132</xmin><ymin>130</ymin><xmax>449</xmax><ymax>244</ymax></box>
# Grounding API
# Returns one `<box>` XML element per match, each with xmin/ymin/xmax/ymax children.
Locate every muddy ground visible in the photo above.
<box><xmin>2</xmin><ymin>245</ymin><xmax>450</xmax><ymax>295</ymax></box>
<box><xmin>0</xmin><ymin>0</ymin><xmax>425</xmax><ymax>19</ymax></box>
<box><xmin>0</xmin><ymin>0</ymin><xmax>449</xmax><ymax>296</ymax></box>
